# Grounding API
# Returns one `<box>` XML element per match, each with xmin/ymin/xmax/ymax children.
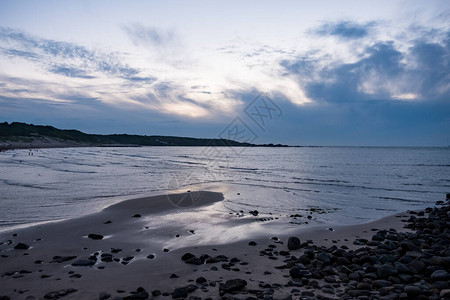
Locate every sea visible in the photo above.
<box><xmin>0</xmin><ymin>146</ymin><xmax>448</xmax><ymax>231</ymax></box>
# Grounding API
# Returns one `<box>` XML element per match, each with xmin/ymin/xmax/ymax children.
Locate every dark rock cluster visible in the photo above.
<box><xmin>279</xmin><ymin>200</ymin><xmax>450</xmax><ymax>299</ymax></box>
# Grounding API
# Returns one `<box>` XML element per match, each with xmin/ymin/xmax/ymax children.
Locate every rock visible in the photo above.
<box><xmin>316</xmin><ymin>251</ymin><xmax>331</xmax><ymax>264</ymax></box>
<box><xmin>400</xmin><ymin>242</ymin><xmax>421</xmax><ymax>252</ymax></box>
<box><xmin>87</xmin><ymin>234</ymin><xmax>103</xmax><ymax>240</ymax></box>
<box><xmin>146</xmin><ymin>254</ymin><xmax>155</xmax><ymax>259</ymax></box>
<box><xmin>181</xmin><ymin>253</ymin><xmax>195</xmax><ymax>261</ymax></box>
<box><xmin>431</xmin><ymin>269</ymin><xmax>449</xmax><ymax>281</ymax></box>
<box><xmin>322</xmin><ymin>287</ymin><xmax>334</xmax><ymax>294</ymax></box>
<box><xmin>14</xmin><ymin>243</ymin><xmax>29</xmax><ymax>250</ymax></box>
<box><xmin>249</xmin><ymin>210</ymin><xmax>259</xmax><ymax>216</ymax></box>
<box><xmin>123</xmin><ymin>287</ymin><xmax>149</xmax><ymax>300</ymax></box>
<box><xmin>372</xmin><ymin>234</ymin><xmax>385</xmax><ymax>241</ymax></box>
<box><xmin>219</xmin><ymin>278</ymin><xmax>247</xmax><ymax>294</ymax></box>
<box><xmin>287</xmin><ymin>237</ymin><xmax>301</xmax><ymax>250</ymax></box>
<box><xmin>348</xmin><ymin>272</ymin><xmax>360</xmax><ymax>281</ymax></box>
<box><xmin>71</xmin><ymin>260</ymin><xmax>95</xmax><ymax>267</ymax></box>
<box><xmin>196</xmin><ymin>277</ymin><xmax>207</xmax><ymax>284</ymax></box>
<box><xmin>151</xmin><ymin>290</ymin><xmax>161</xmax><ymax>296</ymax></box>
<box><xmin>186</xmin><ymin>285</ymin><xmax>197</xmax><ymax>293</ymax></box>
<box><xmin>170</xmin><ymin>273</ymin><xmax>179</xmax><ymax>278</ymax></box>
<box><xmin>52</xmin><ymin>256</ymin><xmax>77</xmax><ymax>263</ymax></box>
<box><xmin>132</xmin><ymin>214</ymin><xmax>141</xmax><ymax>218</ymax></box>
<box><xmin>408</xmin><ymin>260</ymin><xmax>426</xmax><ymax>273</ymax></box>
<box><xmin>373</xmin><ymin>280</ymin><xmax>392</xmax><ymax>288</ymax></box>
<box><xmin>248</xmin><ymin>241</ymin><xmax>257</xmax><ymax>246</ymax></box>
<box><xmin>432</xmin><ymin>256</ymin><xmax>450</xmax><ymax>267</ymax></box>
<box><xmin>356</xmin><ymin>283</ymin><xmax>372</xmax><ymax>290</ymax></box>
<box><xmin>336</xmin><ymin>257</ymin><xmax>350</xmax><ymax>265</ymax></box>
<box><xmin>353</xmin><ymin>238</ymin><xmax>368</xmax><ymax>245</ymax></box>
<box><xmin>432</xmin><ymin>281</ymin><xmax>448</xmax><ymax>290</ymax></box>
<box><xmin>171</xmin><ymin>287</ymin><xmax>188</xmax><ymax>299</ymax></box>
<box><xmin>404</xmin><ymin>285</ymin><xmax>422</xmax><ymax>296</ymax></box>
<box><xmin>99</xmin><ymin>292</ymin><xmax>111</xmax><ymax>300</ymax></box>
<box><xmin>440</xmin><ymin>289</ymin><xmax>450</xmax><ymax>298</ymax></box>
<box><xmin>377</xmin><ymin>264</ymin><xmax>398</xmax><ymax>278</ymax></box>
<box><xmin>289</xmin><ymin>266</ymin><xmax>308</xmax><ymax>278</ymax></box>
<box><xmin>43</xmin><ymin>289</ymin><xmax>77</xmax><ymax>299</ymax></box>
<box><xmin>185</xmin><ymin>257</ymin><xmax>202</xmax><ymax>265</ymax></box>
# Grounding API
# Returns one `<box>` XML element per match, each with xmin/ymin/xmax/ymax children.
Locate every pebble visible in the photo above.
<box><xmin>219</xmin><ymin>278</ymin><xmax>247</xmax><ymax>295</ymax></box>
<box><xmin>87</xmin><ymin>234</ymin><xmax>103</xmax><ymax>240</ymax></box>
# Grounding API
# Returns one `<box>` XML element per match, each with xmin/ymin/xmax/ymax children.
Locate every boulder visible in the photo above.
<box><xmin>181</xmin><ymin>253</ymin><xmax>195</xmax><ymax>261</ymax></box>
<box><xmin>287</xmin><ymin>237</ymin><xmax>301</xmax><ymax>250</ymax></box>
<box><xmin>14</xmin><ymin>243</ymin><xmax>29</xmax><ymax>250</ymax></box>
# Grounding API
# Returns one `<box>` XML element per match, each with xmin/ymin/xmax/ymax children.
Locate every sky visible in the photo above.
<box><xmin>0</xmin><ymin>0</ymin><xmax>449</xmax><ymax>146</ymax></box>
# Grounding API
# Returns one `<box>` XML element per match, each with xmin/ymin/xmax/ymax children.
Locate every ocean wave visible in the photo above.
<box><xmin>0</xmin><ymin>179</ymin><xmax>55</xmax><ymax>190</ymax></box>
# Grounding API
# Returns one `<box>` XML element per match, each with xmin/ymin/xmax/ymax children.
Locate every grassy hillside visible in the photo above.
<box><xmin>0</xmin><ymin>122</ymin><xmax>287</xmax><ymax>148</ymax></box>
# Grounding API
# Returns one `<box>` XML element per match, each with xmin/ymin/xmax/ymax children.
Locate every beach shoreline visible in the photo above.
<box><xmin>0</xmin><ymin>191</ymin><xmax>449</xmax><ymax>300</ymax></box>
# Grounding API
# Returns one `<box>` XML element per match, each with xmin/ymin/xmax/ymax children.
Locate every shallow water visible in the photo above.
<box><xmin>0</xmin><ymin>146</ymin><xmax>448</xmax><ymax>230</ymax></box>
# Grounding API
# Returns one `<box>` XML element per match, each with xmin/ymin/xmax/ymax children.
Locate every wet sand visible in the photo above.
<box><xmin>0</xmin><ymin>191</ymin><xmax>448</xmax><ymax>300</ymax></box>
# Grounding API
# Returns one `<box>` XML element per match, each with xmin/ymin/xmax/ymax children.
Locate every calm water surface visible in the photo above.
<box><xmin>0</xmin><ymin>146</ymin><xmax>448</xmax><ymax>230</ymax></box>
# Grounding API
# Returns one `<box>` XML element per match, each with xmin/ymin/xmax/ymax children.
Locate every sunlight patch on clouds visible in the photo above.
<box><xmin>161</xmin><ymin>102</ymin><xmax>209</xmax><ymax>118</ymax></box>
<box><xmin>392</xmin><ymin>93</ymin><xmax>419</xmax><ymax>100</ymax></box>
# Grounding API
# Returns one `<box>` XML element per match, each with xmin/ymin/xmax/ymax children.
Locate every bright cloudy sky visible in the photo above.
<box><xmin>0</xmin><ymin>0</ymin><xmax>449</xmax><ymax>145</ymax></box>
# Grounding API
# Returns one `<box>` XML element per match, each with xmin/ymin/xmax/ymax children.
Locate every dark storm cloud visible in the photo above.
<box><xmin>314</xmin><ymin>21</ymin><xmax>376</xmax><ymax>39</ymax></box>
<box><xmin>409</xmin><ymin>36</ymin><xmax>450</xmax><ymax>99</ymax></box>
<box><xmin>307</xmin><ymin>42</ymin><xmax>403</xmax><ymax>103</ymax></box>
<box><xmin>282</xmin><ymin>34</ymin><xmax>449</xmax><ymax>103</ymax></box>
<box><xmin>276</xmin><ymin>31</ymin><xmax>450</xmax><ymax>146</ymax></box>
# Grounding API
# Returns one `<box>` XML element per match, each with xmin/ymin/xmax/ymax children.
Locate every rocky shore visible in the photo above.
<box><xmin>170</xmin><ymin>197</ymin><xmax>450</xmax><ymax>300</ymax></box>
<box><xmin>0</xmin><ymin>193</ymin><xmax>449</xmax><ymax>300</ymax></box>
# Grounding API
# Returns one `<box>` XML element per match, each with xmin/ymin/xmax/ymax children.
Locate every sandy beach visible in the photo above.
<box><xmin>1</xmin><ymin>190</ymin><xmax>448</xmax><ymax>300</ymax></box>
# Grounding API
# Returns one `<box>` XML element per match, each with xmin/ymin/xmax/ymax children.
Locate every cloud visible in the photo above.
<box><xmin>0</xmin><ymin>28</ymin><xmax>218</xmax><ymax>120</ymax></box>
<box><xmin>408</xmin><ymin>36</ymin><xmax>450</xmax><ymax>98</ymax></box>
<box><xmin>0</xmin><ymin>27</ymin><xmax>142</xmax><ymax>81</ymax></box>
<box><xmin>314</xmin><ymin>21</ymin><xmax>376</xmax><ymax>39</ymax></box>
<box><xmin>49</xmin><ymin>65</ymin><xmax>95</xmax><ymax>79</ymax></box>
<box><xmin>122</xmin><ymin>23</ymin><xmax>177</xmax><ymax>47</ymax></box>
<box><xmin>282</xmin><ymin>32</ymin><xmax>450</xmax><ymax>103</ymax></box>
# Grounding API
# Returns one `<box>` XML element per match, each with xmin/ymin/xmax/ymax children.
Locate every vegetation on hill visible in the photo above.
<box><xmin>0</xmin><ymin>122</ymin><xmax>288</xmax><ymax>148</ymax></box>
